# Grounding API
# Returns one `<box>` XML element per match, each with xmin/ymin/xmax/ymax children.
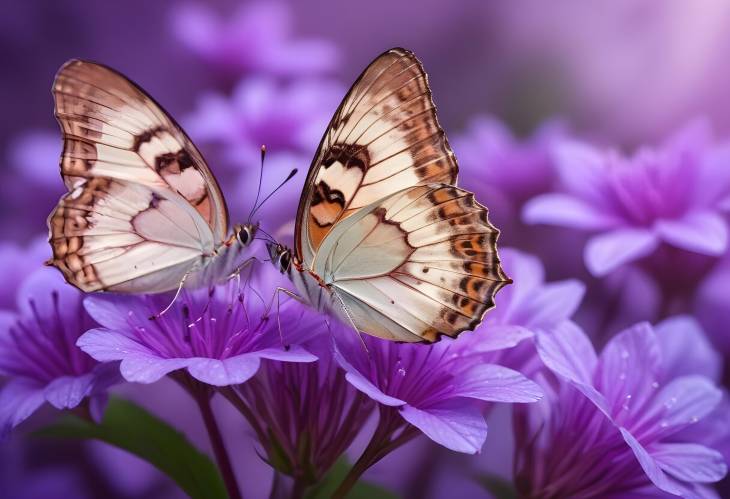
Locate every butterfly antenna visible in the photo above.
<box><xmin>247</xmin><ymin>145</ymin><xmax>267</xmax><ymax>224</ymax></box>
<box><xmin>249</xmin><ymin>167</ymin><xmax>298</xmax><ymax>219</ymax></box>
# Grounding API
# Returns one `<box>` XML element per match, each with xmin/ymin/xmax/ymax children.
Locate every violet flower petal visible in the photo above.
<box><xmin>655</xmin><ymin>211</ymin><xmax>728</xmax><ymax>255</ymax></box>
<box><xmin>523</xmin><ymin>193</ymin><xmax>619</xmax><ymax>229</ymax></box>
<box><xmin>0</xmin><ymin>379</ymin><xmax>45</xmax><ymax>438</ymax></box>
<box><xmin>450</xmin><ymin>364</ymin><xmax>542</xmax><ymax>403</ymax></box>
<box><xmin>584</xmin><ymin>228</ymin><xmax>659</xmax><ymax>276</ymax></box>
<box><xmin>652</xmin><ymin>443</ymin><xmax>727</xmax><ymax>483</ymax></box>
<box><xmin>400</xmin><ymin>399</ymin><xmax>487</xmax><ymax>454</ymax></box>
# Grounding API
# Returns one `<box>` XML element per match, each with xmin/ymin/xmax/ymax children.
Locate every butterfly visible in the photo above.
<box><xmin>267</xmin><ymin>48</ymin><xmax>511</xmax><ymax>343</ymax></box>
<box><xmin>47</xmin><ymin>60</ymin><xmax>257</xmax><ymax>294</ymax></box>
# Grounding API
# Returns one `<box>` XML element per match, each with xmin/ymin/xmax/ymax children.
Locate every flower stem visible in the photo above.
<box><xmin>332</xmin><ymin>408</ymin><xmax>415</xmax><ymax>499</ymax></box>
<box><xmin>195</xmin><ymin>390</ymin><xmax>244</xmax><ymax>499</ymax></box>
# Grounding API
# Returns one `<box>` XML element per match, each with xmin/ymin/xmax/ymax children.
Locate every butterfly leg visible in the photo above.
<box><xmin>270</xmin><ymin>286</ymin><xmax>306</xmax><ymax>350</ymax></box>
<box><xmin>331</xmin><ymin>292</ymin><xmax>370</xmax><ymax>357</ymax></box>
<box><xmin>148</xmin><ymin>270</ymin><xmax>192</xmax><ymax>320</ymax></box>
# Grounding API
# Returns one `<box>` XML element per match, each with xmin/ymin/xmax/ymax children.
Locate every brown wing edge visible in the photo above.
<box><xmin>293</xmin><ymin>47</ymin><xmax>460</xmax><ymax>263</ymax></box>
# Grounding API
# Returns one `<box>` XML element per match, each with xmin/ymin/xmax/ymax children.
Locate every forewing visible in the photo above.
<box><xmin>321</xmin><ymin>184</ymin><xmax>510</xmax><ymax>343</ymax></box>
<box><xmin>296</xmin><ymin>48</ymin><xmax>458</xmax><ymax>265</ymax></box>
<box><xmin>53</xmin><ymin>59</ymin><xmax>228</xmax><ymax>240</ymax></box>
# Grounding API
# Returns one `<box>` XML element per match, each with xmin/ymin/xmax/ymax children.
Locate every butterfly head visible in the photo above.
<box><xmin>234</xmin><ymin>223</ymin><xmax>258</xmax><ymax>247</ymax></box>
<box><xmin>266</xmin><ymin>242</ymin><xmax>292</xmax><ymax>274</ymax></box>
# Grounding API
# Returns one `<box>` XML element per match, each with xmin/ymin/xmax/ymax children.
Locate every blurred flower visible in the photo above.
<box><xmin>494</xmin><ymin>1</ymin><xmax>730</xmax><ymax>142</ymax></box>
<box><xmin>514</xmin><ymin>317</ymin><xmax>727</xmax><ymax>497</ymax></box>
<box><xmin>335</xmin><ymin>330</ymin><xmax>542</xmax><ymax>455</ymax></box>
<box><xmin>453</xmin><ymin>116</ymin><xmax>566</xmax><ymax>227</ymax></box>
<box><xmin>694</xmin><ymin>256</ymin><xmax>730</xmax><ymax>355</ymax></box>
<box><xmin>184</xmin><ymin>76</ymin><xmax>343</xmax><ymax>166</ymax></box>
<box><xmin>2</xmin><ymin>131</ymin><xmax>64</xmax><ymax>242</ymax></box>
<box><xmin>523</xmin><ymin>121</ymin><xmax>730</xmax><ymax>277</ymax></box>
<box><xmin>78</xmin><ymin>280</ymin><xmax>318</xmax><ymax>386</ymax></box>
<box><xmin>228</xmin><ymin>324</ymin><xmax>373</xmax><ymax>489</ymax></box>
<box><xmin>0</xmin><ymin>268</ymin><xmax>119</xmax><ymax>437</ymax></box>
<box><xmin>170</xmin><ymin>2</ymin><xmax>339</xmax><ymax>77</ymax></box>
<box><xmin>0</xmin><ymin>236</ymin><xmax>49</xmax><ymax>310</ymax></box>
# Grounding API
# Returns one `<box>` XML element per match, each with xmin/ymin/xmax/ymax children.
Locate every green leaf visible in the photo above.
<box><xmin>305</xmin><ymin>458</ymin><xmax>399</xmax><ymax>499</ymax></box>
<box><xmin>35</xmin><ymin>397</ymin><xmax>228</xmax><ymax>499</ymax></box>
<box><xmin>474</xmin><ymin>472</ymin><xmax>517</xmax><ymax>499</ymax></box>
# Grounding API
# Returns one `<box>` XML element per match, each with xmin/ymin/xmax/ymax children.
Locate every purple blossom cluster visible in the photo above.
<box><xmin>3</xmin><ymin>2</ymin><xmax>730</xmax><ymax>498</ymax></box>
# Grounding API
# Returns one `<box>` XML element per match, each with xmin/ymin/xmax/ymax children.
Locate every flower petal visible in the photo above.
<box><xmin>84</xmin><ymin>295</ymin><xmax>140</xmax><ymax>333</ymax></box>
<box><xmin>333</xmin><ymin>340</ymin><xmax>405</xmax><ymax>407</ymax></box>
<box><xmin>653</xmin><ymin>376</ymin><xmax>722</xmax><ymax>430</ymax></box>
<box><xmin>522</xmin><ymin>279</ymin><xmax>586</xmax><ymax>329</ymax></box>
<box><xmin>255</xmin><ymin>345</ymin><xmax>317</xmax><ymax>363</ymax></box>
<box><xmin>77</xmin><ymin>328</ymin><xmax>155</xmax><ymax>362</ymax></box>
<box><xmin>0</xmin><ymin>379</ymin><xmax>45</xmax><ymax>438</ymax></box>
<box><xmin>620</xmin><ymin>428</ymin><xmax>682</xmax><ymax>496</ymax></box>
<box><xmin>463</xmin><ymin>324</ymin><xmax>533</xmax><ymax>353</ymax></box>
<box><xmin>400</xmin><ymin>399</ymin><xmax>487</xmax><ymax>454</ymax></box>
<box><xmin>655</xmin><ymin>211</ymin><xmax>728</xmax><ymax>255</ymax></box>
<box><xmin>655</xmin><ymin>316</ymin><xmax>722</xmax><ymax>381</ymax></box>
<box><xmin>597</xmin><ymin>323</ymin><xmax>662</xmax><ymax>417</ymax></box>
<box><xmin>536</xmin><ymin>321</ymin><xmax>597</xmax><ymax>385</ymax></box>
<box><xmin>522</xmin><ymin>193</ymin><xmax>619</xmax><ymax>230</ymax></box>
<box><xmin>121</xmin><ymin>356</ymin><xmax>193</xmax><ymax>384</ymax></box>
<box><xmin>186</xmin><ymin>356</ymin><xmax>261</xmax><ymax>387</ymax></box>
<box><xmin>652</xmin><ymin>443</ymin><xmax>727</xmax><ymax>483</ymax></box>
<box><xmin>44</xmin><ymin>373</ymin><xmax>96</xmax><ymax>410</ymax></box>
<box><xmin>451</xmin><ymin>364</ymin><xmax>542</xmax><ymax>403</ymax></box>
<box><xmin>584</xmin><ymin>228</ymin><xmax>659</xmax><ymax>276</ymax></box>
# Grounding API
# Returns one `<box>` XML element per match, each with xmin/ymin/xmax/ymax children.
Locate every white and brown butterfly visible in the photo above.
<box><xmin>47</xmin><ymin>60</ymin><xmax>257</xmax><ymax>294</ymax></box>
<box><xmin>268</xmin><ymin>48</ymin><xmax>511</xmax><ymax>343</ymax></box>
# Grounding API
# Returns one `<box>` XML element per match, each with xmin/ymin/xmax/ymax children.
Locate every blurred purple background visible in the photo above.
<box><xmin>3</xmin><ymin>1</ymin><xmax>730</xmax><ymax>497</ymax></box>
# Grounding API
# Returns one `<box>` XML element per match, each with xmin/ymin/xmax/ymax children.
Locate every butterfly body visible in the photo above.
<box><xmin>47</xmin><ymin>60</ymin><xmax>255</xmax><ymax>294</ymax></box>
<box><xmin>271</xmin><ymin>48</ymin><xmax>511</xmax><ymax>343</ymax></box>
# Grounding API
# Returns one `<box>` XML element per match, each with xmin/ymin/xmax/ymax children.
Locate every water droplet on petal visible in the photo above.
<box><xmin>619</xmin><ymin>373</ymin><xmax>627</xmax><ymax>380</ymax></box>
<box><xmin>397</xmin><ymin>367</ymin><xmax>406</xmax><ymax>377</ymax></box>
<box><xmin>651</xmin><ymin>381</ymin><xmax>659</xmax><ymax>389</ymax></box>
<box><xmin>621</xmin><ymin>350</ymin><xmax>630</xmax><ymax>359</ymax></box>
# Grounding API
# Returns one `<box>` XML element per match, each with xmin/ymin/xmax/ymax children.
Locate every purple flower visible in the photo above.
<box><xmin>452</xmin><ymin>116</ymin><xmax>566</xmax><ymax>227</ymax></box>
<box><xmin>0</xmin><ymin>267</ymin><xmax>119</xmax><ymax>437</ymax></box>
<box><xmin>229</xmin><ymin>324</ymin><xmax>374</xmax><ymax>486</ymax></box>
<box><xmin>170</xmin><ymin>2</ymin><xmax>339</xmax><ymax>77</ymax></box>
<box><xmin>184</xmin><ymin>76</ymin><xmax>343</xmax><ymax>166</ymax></box>
<box><xmin>514</xmin><ymin>317</ymin><xmax>727</xmax><ymax>497</ymax></box>
<box><xmin>334</xmin><ymin>330</ymin><xmax>542</xmax><ymax>454</ymax></box>
<box><xmin>523</xmin><ymin>121</ymin><xmax>730</xmax><ymax>277</ymax></box>
<box><xmin>78</xmin><ymin>280</ymin><xmax>318</xmax><ymax>386</ymax></box>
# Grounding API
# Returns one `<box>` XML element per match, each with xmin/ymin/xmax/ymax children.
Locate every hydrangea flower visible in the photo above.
<box><xmin>228</xmin><ymin>322</ymin><xmax>373</xmax><ymax>489</ymax></box>
<box><xmin>513</xmin><ymin>317</ymin><xmax>727</xmax><ymax>497</ymax></box>
<box><xmin>0</xmin><ymin>268</ymin><xmax>119</xmax><ymax>437</ymax></box>
<box><xmin>170</xmin><ymin>2</ymin><xmax>339</xmax><ymax>77</ymax></box>
<box><xmin>78</xmin><ymin>280</ymin><xmax>318</xmax><ymax>386</ymax></box>
<box><xmin>523</xmin><ymin>121</ymin><xmax>730</xmax><ymax>277</ymax></box>
<box><xmin>452</xmin><ymin>116</ymin><xmax>565</xmax><ymax>227</ymax></box>
<box><xmin>334</xmin><ymin>330</ymin><xmax>542</xmax><ymax>455</ymax></box>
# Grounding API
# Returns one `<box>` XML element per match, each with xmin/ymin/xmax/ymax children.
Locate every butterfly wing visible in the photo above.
<box><xmin>295</xmin><ymin>48</ymin><xmax>458</xmax><ymax>266</ymax></box>
<box><xmin>314</xmin><ymin>184</ymin><xmax>510</xmax><ymax>342</ymax></box>
<box><xmin>48</xmin><ymin>60</ymin><xmax>228</xmax><ymax>292</ymax></box>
